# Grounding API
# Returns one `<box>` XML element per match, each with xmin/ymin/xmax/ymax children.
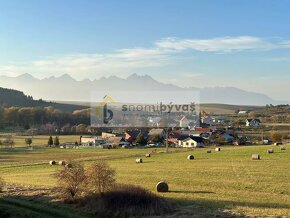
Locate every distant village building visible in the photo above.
<box><xmin>179</xmin><ymin>116</ymin><xmax>189</xmax><ymax>128</ymax></box>
<box><xmin>125</xmin><ymin>130</ymin><xmax>141</xmax><ymax>143</ymax></box>
<box><xmin>212</xmin><ymin>116</ymin><xmax>225</xmax><ymax>124</ymax></box>
<box><xmin>101</xmin><ymin>132</ymin><xmax>116</xmax><ymax>139</ymax></box>
<box><xmin>201</xmin><ymin>116</ymin><xmax>213</xmax><ymax>126</ymax></box>
<box><xmin>148</xmin><ymin>128</ymin><xmax>166</xmax><ymax>138</ymax></box>
<box><xmin>106</xmin><ymin>136</ymin><xmax>126</xmax><ymax>147</ymax></box>
<box><xmin>80</xmin><ymin>136</ymin><xmax>104</xmax><ymax>146</ymax></box>
<box><xmin>245</xmin><ymin>119</ymin><xmax>261</xmax><ymax>127</ymax></box>
<box><xmin>238</xmin><ymin>111</ymin><xmax>248</xmax><ymax>114</ymax></box>
<box><xmin>178</xmin><ymin>136</ymin><xmax>204</xmax><ymax>148</ymax></box>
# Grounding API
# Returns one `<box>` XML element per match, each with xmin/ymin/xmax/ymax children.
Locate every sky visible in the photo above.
<box><xmin>0</xmin><ymin>0</ymin><xmax>289</xmax><ymax>100</ymax></box>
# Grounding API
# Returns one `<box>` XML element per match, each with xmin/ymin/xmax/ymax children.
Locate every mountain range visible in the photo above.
<box><xmin>0</xmin><ymin>73</ymin><xmax>288</xmax><ymax>105</ymax></box>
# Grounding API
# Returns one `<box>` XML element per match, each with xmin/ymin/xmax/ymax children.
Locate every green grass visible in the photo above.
<box><xmin>1</xmin><ymin>137</ymin><xmax>290</xmax><ymax>217</ymax></box>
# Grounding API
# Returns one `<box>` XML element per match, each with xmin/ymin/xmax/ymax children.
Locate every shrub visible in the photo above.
<box><xmin>0</xmin><ymin>176</ymin><xmax>5</xmax><ymax>192</ymax></box>
<box><xmin>271</xmin><ymin>131</ymin><xmax>283</xmax><ymax>142</ymax></box>
<box><xmin>86</xmin><ymin>160</ymin><xmax>116</xmax><ymax>195</ymax></box>
<box><xmin>48</xmin><ymin>136</ymin><xmax>53</xmax><ymax>146</ymax></box>
<box><xmin>80</xmin><ymin>184</ymin><xmax>174</xmax><ymax>217</ymax></box>
<box><xmin>25</xmin><ymin>138</ymin><xmax>32</xmax><ymax>147</ymax></box>
<box><xmin>55</xmin><ymin>161</ymin><xmax>86</xmax><ymax>200</ymax></box>
<box><xmin>54</xmin><ymin>136</ymin><xmax>60</xmax><ymax>146</ymax></box>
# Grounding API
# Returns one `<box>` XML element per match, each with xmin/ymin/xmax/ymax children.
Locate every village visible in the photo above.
<box><xmin>74</xmin><ymin>112</ymin><xmax>269</xmax><ymax>149</ymax></box>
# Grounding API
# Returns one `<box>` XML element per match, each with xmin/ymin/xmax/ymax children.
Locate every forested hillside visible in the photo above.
<box><xmin>0</xmin><ymin>87</ymin><xmax>85</xmax><ymax>112</ymax></box>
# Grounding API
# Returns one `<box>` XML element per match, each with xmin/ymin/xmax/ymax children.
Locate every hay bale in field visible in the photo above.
<box><xmin>215</xmin><ymin>147</ymin><xmax>221</xmax><ymax>152</ymax></box>
<box><xmin>156</xmin><ymin>181</ymin><xmax>169</xmax><ymax>192</ymax></box>
<box><xmin>267</xmin><ymin>149</ymin><xmax>274</xmax><ymax>154</ymax></box>
<box><xmin>65</xmin><ymin>163</ymin><xmax>73</xmax><ymax>168</ymax></box>
<box><xmin>58</xmin><ymin>160</ymin><xmax>66</xmax><ymax>165</ymax></box>
<box><xmin>251</xmin><ymin>154</ymin><xmax>260</xmax><ymax>160</ymax></box>
<box><xmin>280</xmin><ymin>146</ymin><xmax>286</xmax><ymax>151</ymax></box>
<box><xmin>136</xmin><ymin>158</ymin><xmax>143</xmax><ymax>163</ymax></box>
<box><xmin>207</xmin><ymin>150</ymin><xmax>211</xmax><ymax>153</ymax></box>
<box><xmin>49</xmin><ymin>160</ymin><xmax>56</xmax><ymax>165</ymax></box>
<box><xmin>274</xmin><ymin>142</ymin><xmax>282</xmax><ymax>146</ymax></box>
<box><xmin>145</xmin><ymin>153</ymin><xmax>151</xmax><ymax>158</ymax></box>
<box><xmin>187</xmin><ymin>155</ymin><xmax>194</xmax><ymax>160</ymax></box>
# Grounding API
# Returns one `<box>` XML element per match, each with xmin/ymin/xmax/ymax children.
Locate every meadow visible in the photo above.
<box><xmin>0</xmin><ymin>135</ymin><xmax>290</xmax><ymax>217</ymax></box>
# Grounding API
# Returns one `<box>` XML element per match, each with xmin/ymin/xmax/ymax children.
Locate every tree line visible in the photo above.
<box><xmin>0</xmin><ymin>106</ymin><xmax>90</xmax><ymax>131</ymax></box>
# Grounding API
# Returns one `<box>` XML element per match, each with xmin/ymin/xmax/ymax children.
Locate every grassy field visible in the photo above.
<box><xmin>0</xmin><ymin>135</ymin><xmax>290</xmax><ymax>217</ymax></box>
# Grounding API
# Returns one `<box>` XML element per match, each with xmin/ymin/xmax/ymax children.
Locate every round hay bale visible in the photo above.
<box><xmin>207</xmin><ymin>150</ymin><xmax>211</xmax><ymax>153</ymax></box>
<box><xmin>58</xmin><ymin>160</ymin><xmax>66</xmax><ymax>165</ymax></box>
<box><xmin>267</xmin><ymin>149</ymin><xmax>274</xmax><ymax>154</ymax></box>
<box><xmin>145</xmin><ymin>153</ymin><xmax>151</xmax><ymax>158</ymax></box>
<box><xmin>280</xmin><ymin>146</ymin><xmax>286</xmax><ymax>151</ymax></box>
<box><xmin>215</xmin><ymin>147</ymin><xmax>221</xmax><ymax>152</ymax></box>
<box><xmin>136</xmin><ymin>158</ymin><xmax>143</xmax><ymax>163</ymax></box>
<box><xmin>156</xmin><ymin>181</ymin><xmax>169</xmax><ymax>193</ymax></box>
<box><xmin>49</xmin><ymin>160</ymin><xmax>56</xmax><ymax>165</ymax></box>
<box><xmin>251</xmin><ymin>154</ymin><xmax>260</xmax><ymax>160</ymax></box>
<box><xmin>65</xmin><ymin>163</ymin><xmax>73</xmax><ymax>168</ymax></box>
<box><xmin>187</xmin><ymin>155</ymin><xmax>194</xmax><ymax>160</ymax></box>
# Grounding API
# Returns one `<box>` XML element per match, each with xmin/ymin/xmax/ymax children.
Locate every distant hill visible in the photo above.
<box><xmin>0</xmin><ymin>87</ymin><xmax>86</xmax><ymax>112</ymax></box>
<box><xmin>0</xmin><ymin>73</ymin><xmax>288</xmax><ymax>105</ymax></box>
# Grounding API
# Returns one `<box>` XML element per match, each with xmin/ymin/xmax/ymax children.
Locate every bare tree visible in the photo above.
<box><xmin>55</xmin><ymin>161</ymin><xmax>86</xmax><ymax>200</ymax></box>
<box><xmin>87</xmin><ymin>160</ymin><xmax>116</xmax><ymax>195</ymax></box>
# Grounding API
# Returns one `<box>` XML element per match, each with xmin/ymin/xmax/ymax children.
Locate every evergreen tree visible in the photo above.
<box><xmin>48</xmin><ymin>136</ymin><xmax>53</xmax><ymax>146</ymax></box>
<box><xmin>135</xmin><ymin>133</ymin><xmax>146</xmax><ymax>145</ymax></box>
<box><xmin>54</xmin><ymin>136</ymin><xmax>60</xmax><ymax>146</ymax></box>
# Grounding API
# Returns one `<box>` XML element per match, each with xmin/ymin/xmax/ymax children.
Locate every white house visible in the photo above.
<box><xmin>238</xmin><ymin>111</ymin><xmax>248</xmax><ymax>114</ymax></box>
<box><xmin>178</xmin><ymin>136</ymin><xmax>204</xmax><ymax>148</ymax></box>
<box><xmin>245</xmin><ymin>119</ymin><xmax>261</xmax><ymax>127</ymax></box>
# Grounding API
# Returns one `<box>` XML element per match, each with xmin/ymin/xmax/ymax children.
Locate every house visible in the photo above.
<box><xmin>194</xmin><ymin>127</ymin><xmax>212</xmax><ymax>133</ymax></box>
<box><xmin>80</xmin><ymin>136</ymin><xmax>105</xmax><ymax>146</ymax></box>
<box><xmin>179</xmin><ymin>116</ymin><xmax>189</xmax><ymax>128</ymax></box>
<box><xmin>148</xmin><ymin>128</ymin><xmax>166</xmax><ymax>143</ymax></box>
<box><xmin>157</xmin><ymin>116</ymin><xmax>178</xmax><ymax>128</ymax></box>
<box><xmin>238</xmin><ymin>111</ymin><xmax>248</xmax><ymax>114</ymax></box>
<box><xmin>125</xmin><ymin>130</ymin><xmax>148</xmax><ymax>143</ymax></box>
<box><xmin>221</xmin><ymin>132</ymin><xmax>235</xmax><ymax>143</ymax></box>
<box><xmin>148</xmin><ymin>128</ymin><xmax>166</xmax><ymax>138</ymax></box>
<box><xmin>101</xmin><ymin>132</ymin><xmax>116</xmax><ymax>139</ymax></box>
<box><xmin>125</xmin><ymin>130</ymin><xmax>140</xmax><ymax>143</ymax></box>
<box><xmin>212</xmin><ymin>116</ymin><xmax>225</xmax><ymax>124</ymax></box>
<box><xmin>106</xmin><ymin>136</ymin><xmax>125</xmax><ymax>147</ymax></box>
<box><xmin>178</xmin><ymin>136</ymin><xmax>204</xmax><ymax>148</ymax></box>
<box><xmin>245</xmin><ymin>119</ymin><xmax>261</xmax><ymax>127</ymax></box>
<box><xmin>201</xmin><ymin>116</ymin><xmax>213</xmax><ymax>126</ymax></box>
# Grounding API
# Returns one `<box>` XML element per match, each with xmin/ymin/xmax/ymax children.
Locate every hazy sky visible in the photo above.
<box><xmin>0</xmin><ymin>0</ymin><xmax>289</xmax><ymax>100</ymax></box>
